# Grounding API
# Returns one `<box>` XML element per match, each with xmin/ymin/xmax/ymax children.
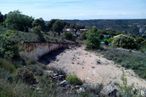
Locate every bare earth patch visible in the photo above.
<box><xmin>47</xmin><ymin>46</ymin><xmax>146</xmax><ymax>89</ymax></box>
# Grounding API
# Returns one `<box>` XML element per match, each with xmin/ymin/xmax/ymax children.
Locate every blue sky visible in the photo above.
<box><xmin>0</xmin><ymin>0</ymin><xmax>146</xmax><ymax>20</ymax></box>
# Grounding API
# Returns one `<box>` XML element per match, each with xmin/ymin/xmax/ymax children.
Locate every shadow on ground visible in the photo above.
<box><xmin>38</xmin><ymin>48</ymin><xmax>66</xmax><ymax>65</ymax></box>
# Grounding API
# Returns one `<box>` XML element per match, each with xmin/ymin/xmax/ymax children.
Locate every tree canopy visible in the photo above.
<box><xmin>5</xmin><ymin>10</ymin><xmax>34</xmax><ymax>31</ymax></box>
<box><xmin>32</xmin><ymin>18</ymin><xmax>46</xmax><ymax>31</ymax></box>
<box><xmin>0</xmin><ymin>12</ymin><xmax>4</xmax><ymax>23</ymax></box>
<box><xmin>86</xmin><ymin>27</ymin><xmax>100</xmax><ymax>49</ymax></box>
<box><xmin>52</xmin><ymin>20</ymin><xmax>66</xmax><ymax>35</ymax></box>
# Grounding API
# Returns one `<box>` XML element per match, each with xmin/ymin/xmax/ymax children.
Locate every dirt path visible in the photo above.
<box><xmin>47</xmin><ymin>46</ymin><xmax>146</xmax><ymax>88</ymax></box>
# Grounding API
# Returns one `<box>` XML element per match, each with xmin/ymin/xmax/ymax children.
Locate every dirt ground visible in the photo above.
<box><xmin>47</xmin><ymin>46</ymin><xmax>146</xmax><ymax>89</ymax></box>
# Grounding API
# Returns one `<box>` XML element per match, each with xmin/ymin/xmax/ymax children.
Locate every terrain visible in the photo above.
<box><xmin>1</xmin><ymin>10</ymin><xmax>146</xmax><ymax>97</ymax></box>
<box><xmin>44</xmin><ymin>46</ymin><xmax>146</xmax><ymax>89</ymax></box>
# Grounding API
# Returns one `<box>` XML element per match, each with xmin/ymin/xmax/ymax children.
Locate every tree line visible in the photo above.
<box><xmin>0</xmin><ymin>10</ymin><xmax>84</xmax><ymax>35</ymax></box>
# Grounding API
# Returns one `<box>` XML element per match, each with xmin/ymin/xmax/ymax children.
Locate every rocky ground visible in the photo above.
<box><xmin>44</xmin><ymin>46</ymin><xmax>146</xmax><ymax>96</ymax></box>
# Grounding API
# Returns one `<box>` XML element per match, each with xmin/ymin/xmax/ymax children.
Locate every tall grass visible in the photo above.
<box><xmin>101</xmin><ymin>48</ymin><xmax>146</xmax><ymax>79</ymax></box>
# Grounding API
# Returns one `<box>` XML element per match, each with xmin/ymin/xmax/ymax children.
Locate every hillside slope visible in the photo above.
<box><xmin>47</xmin><ymin>46</ymin><xmax>146</xmax><ymax>89</ymax></box>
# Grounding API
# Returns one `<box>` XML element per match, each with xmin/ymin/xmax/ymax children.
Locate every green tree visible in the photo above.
<box><xmin>5</xmin><ymin>10</ymin><xmax>33</xmax><ymax>31</ymax></box>
<box><xmin>47</xmin><ymin>19</ymin><xmax>57</xmax><ymax>31</ymax></box>
<box><xmin>52</xmin><ymin>20</ymin><xmax>65</xmax><ymax>35</ymax></box>
<box><xmin>0</xmin><ymin>12</ymin><xmax>4</xmax><ymax>23</ymax></box>
<box><xmin>32</xmin><ymin>18</ymin><xmax>46</xmax><ymax>31</ymax></box>
<box><xmin>86</xmin><ymin>27</ymin><xmax>100</xmax><ymax>49</ymax></box>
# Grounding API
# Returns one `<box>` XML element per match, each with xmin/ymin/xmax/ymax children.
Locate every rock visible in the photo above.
<box><xmin>97</xmin><ymin>60</ymin><xmax>101</xmax><ymax>64</ymax></box>
<box><xmin>75</xmin><ymin>85</ymin><xmax>80</xmax><ymax>89</ymax></box>
<box><xmin>76</xmin><ymin>87</ymin><xmax>85</xmax><ymax>93</ymax></box>
<box><xmin>100</xmin><ymin>83</ymin><xmax>118</xmax><ymax>97</ymax></box>
<box><xmin>59</xmin><ymin>80</ymin><xmax>68</xmax><ymax>87</ymax></box>
<box><xmin>52</xmin><ymin>74</ymin><xmax>65</xmax><ymax>81</ymax></box>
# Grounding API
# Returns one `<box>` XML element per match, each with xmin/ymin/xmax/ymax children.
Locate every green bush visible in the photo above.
<box><xmin>0</xmin><ymin>68</ymin><xmax>11</xmax><ymax>80</ymax></box>
<box><xmin>140</xmin><ymin>40</ymin><xmax>146</xmax><ymax>52</ymax></box>
<box><xmin>16</xmin><ymin>67</ymin><xmax>36</xmax><ymax>85</ymax></box>
<box><xmin>64</xmin><ymin>32</ymin><xmax>74</xmax><ymax>41</ymax></box>
<box><xmin>5</xmin><ymin>10</ymin><xmax>33</xmax><ymax>31</ymax></box>
<box><xmin>32</xmin><ymin>26</ymin><xmax>46</xmax><ymax>42</ymax></box>
<box><xmin>0</xmin><ymin>30</ymin><xmax>20</xmax><ymax>60</ymax></box>
<box><xmin>112</xmin><ymin>34</ymin><xmax>138</xmax><ymax>49</ymax></box>
<box><xmin>0</xmin><ymin>58</ymin><xmax>16</xmax><ymax>73</ymax></box>
<box><xmin>66</xmin><ymin>74</ymin><xmax>82</xmax><ymax>85</ymax></box>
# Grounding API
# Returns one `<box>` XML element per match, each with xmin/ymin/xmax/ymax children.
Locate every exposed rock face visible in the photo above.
<box><xmin>20</xmin><ymin>42</ymin><xmax>67</xmax><ymax>60</ymax></box>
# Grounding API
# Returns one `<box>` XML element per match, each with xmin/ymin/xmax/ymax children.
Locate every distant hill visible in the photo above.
<box><xmin>64</xmin><ymin>19</ymin><xmax>146</xmax><ymax>35</ymax></box>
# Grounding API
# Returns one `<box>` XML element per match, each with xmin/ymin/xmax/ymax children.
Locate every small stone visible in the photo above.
<box><xmin>97</xmin><ymin>61</ymin><xmax>101</xmax><ymax>64</ymax></box>
<box><xmin>59</xmin><ymin>80</ymin><xmax>68</xmax><ymax>87</ymax></box>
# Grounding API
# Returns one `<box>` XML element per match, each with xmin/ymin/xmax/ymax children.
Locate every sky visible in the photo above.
<box><xmin>0</xmin><ymin>0</ymin><xmax>146</xmax><ymax>20</ymax></box>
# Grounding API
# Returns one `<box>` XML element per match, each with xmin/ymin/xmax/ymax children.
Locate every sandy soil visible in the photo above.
<box><xmin>47</xmin><ymin>46</ymin><xmax>146</xmax><ymax>89</ymax></box>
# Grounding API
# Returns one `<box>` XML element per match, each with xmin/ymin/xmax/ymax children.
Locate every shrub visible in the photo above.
<box><xmin>16</xmin><ymin>67</ymin><xmax>37</xmax><ymax>85</ymax></box>
<box><xmin>27</xmin><ymin>65</ymin><xmax>44</xmax><ymax>76</ymax></box>
<box><xmin>0</xmin><ymin>58</ymin><xmax>16</xmax><ymax>73</ymax></box>
<box><xmin>32</xmin><ymin>26</ymin><xmax>46</xmax><ymax>42</ymax></box>
<box><xmin>0</xmin><ymin>68</ymin><xmax>11</xmax><ymax>80</ymax></box>
<box><xmin>140</xmin><ymin>40</ymin><xmax>146</xmax><ymax>52</ymax></box>
<box><xmin>66</xmin><ymin>74</ymin><xmax>82</xmax><ymax>85</ymax></box>
<box><xmin>0</xmin><ymin>30</ymin><xmax>20</xmax><ymax>60</ymax></box>
<box><xmin>64</xmin><ymin>32</ymin><xmax>74</xmax><ymax>41</ymax></box>
<box><xmin>0</xmin><ymin>79</ymin><xmax>35</xmax><ymax>97</ymax></box>
<box><xmin>112</xmin><ymin>34</ymin><xmax>138</xmax><ymax>49</ymax></box>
